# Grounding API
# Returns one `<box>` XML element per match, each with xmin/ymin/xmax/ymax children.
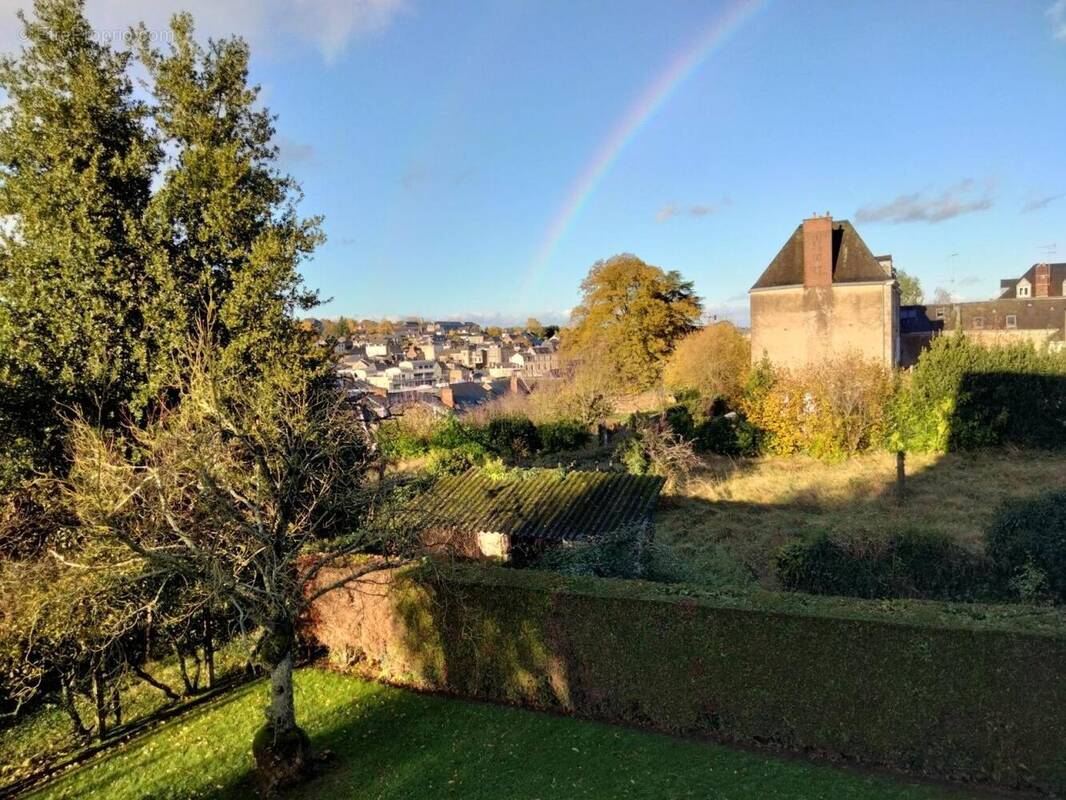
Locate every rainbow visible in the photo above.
<box><xmin>523</xmin><ymin>0</ymin><xmax>767</xmax><ymax>294</ymax></box>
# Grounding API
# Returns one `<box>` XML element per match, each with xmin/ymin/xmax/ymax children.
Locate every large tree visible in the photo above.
<box><xmin>136</xmin><ymin>13</ymin><xmax>327</xmax><ymax>398</ymax></box>
<box><xmin>0</xmin><ymin>0</ymin><xmax>158</xmax><ymax>487</ymax></box>
<box><xmin>896</xmin><ymin>269</ymin><xmax>924</xmax><ymax>305</ymax></box>
<box><xmin>565</xmin><ymin>254</ymin><xmax>702</xmax><ymax>390</ymax></box>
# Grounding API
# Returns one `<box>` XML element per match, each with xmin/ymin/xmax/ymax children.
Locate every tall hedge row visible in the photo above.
<box><xmin>306</xmin><ymin>563</ymin><xmax>1066</xmax><ymax>794</ymax></box>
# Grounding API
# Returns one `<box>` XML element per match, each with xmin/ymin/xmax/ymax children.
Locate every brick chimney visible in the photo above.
<box><xmin>440</xmin><ymin>385</ymin><xmax>455</xmax><ymax>409</ymax></box>
<box><xmin>1035</xmin><ymin>263</ymin><xmax>1050</xmax><ymax>298</ymax></box>
<box><xmin>802</xmin><ymin>214</ymin><xmax>833</xmax><ymax>288</ymax></box>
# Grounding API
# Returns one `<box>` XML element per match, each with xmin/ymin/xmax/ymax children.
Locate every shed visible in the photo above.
<box><xmin>406</xmin><ymin>467</ymin><xmax>665</xmax><ymax>563</ymax></box>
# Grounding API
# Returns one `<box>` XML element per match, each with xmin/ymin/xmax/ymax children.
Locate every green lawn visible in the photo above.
<box><xmin>29</xmin><ymin>668</ymin><xmax>1000</xmax><ymax>800</ymax></box>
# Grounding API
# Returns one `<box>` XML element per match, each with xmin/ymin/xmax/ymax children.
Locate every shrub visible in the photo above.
<box><xmin>893</xmin><ymin>333</ymin><xmax>1066</xmax><ymax>452</ymax></box>
<box><xmin>537</xmin><ymin>420</ymin><xmax>591</xmax><ymax>453</ymax></box>
<box><xmin>616</xmin><ymin>417</ymin><xmax>699</xmax><ymax>487</ymax></box>
<box><xmin>375</xmin><ymin>420</ymin><xmax>430</xmax><ymax>461</ymax></box>
<box><xmin>742</xmin><ymin>354</ymin><xmax>895</xmax><ymax>460</ymax></box>
<box><xmin>775</xmin><ymin>530</ymin><xmax>992</xmax><ymax>601</ymax></box>
<box><xmin>482</xmin><ymin>415</ymin><xmax>541</xmax><ymax>459</ymax></box>
<box><xmin>533</xmin><ymin>524</ymin><xmax>647</xmax><ymax>579</ymax></box>
<box><xmin>692</xmin><ymin>414</ymin><xmax>761</xmax><ymax>456</ymax></box>
<box><xmin>425</xmin><ymin>443</ymin><xmax>490</xmax><ymax>476</ymax></box>
<box><xmin>662</xmin><ymin>321</ymin><xmax>750</xmax><ymax>408</ymax></box>
<box><xmin>986</xmin><ymin>490</ymin><xmax>1066</xmax><ymax>603</ymax></box>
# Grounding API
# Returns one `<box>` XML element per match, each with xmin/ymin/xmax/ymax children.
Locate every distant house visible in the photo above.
<box><xmin>900</xmin><ymin>263</ymin><xmax>1066</xmax><ymax>363</ymax></box>
<box><xmin>510</xmin><ymin>344</ymin><xmax>559</xmax><ymax>377</ymax></box>
<box><xmin>406</xmin><ymin>467</ymin><xmax>665</xmax><ymax>564</ymax></box>
<box><xmin>749</xmin><ymin>214</ymin><xmax>899</xmax><ymax>368</ymax></box>
<box><xmin>439</xmin><ymin>375</ymin><xmax>528</xmax><ymax>412</ymax></box>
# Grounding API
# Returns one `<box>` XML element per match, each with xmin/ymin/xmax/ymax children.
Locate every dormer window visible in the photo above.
<box><xmin>1016</xmin><ymin>278</ymin><xmax>1031</xmax><ymax>298</ymax></box>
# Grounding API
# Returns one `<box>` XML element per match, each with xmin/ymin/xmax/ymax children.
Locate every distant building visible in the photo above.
<box><xmin>749</xmin><ymin>214</ymin><xmax>899</xmax><ymax>368</ymax></box>
<box><xmin>901</xmin><ymin>263</ymin><xmax>1066</xmax><ymax>363</ymax></box>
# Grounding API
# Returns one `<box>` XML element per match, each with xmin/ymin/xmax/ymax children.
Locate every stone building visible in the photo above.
<box><xmin>900</xmin><ymin>262</ymin><xmax>1066</xmax><ymax>363</ymax></box>
<box><xmin>750</xmin><ymin>215</ymin><xmax>899</xmax><ymax>368</ymax></box>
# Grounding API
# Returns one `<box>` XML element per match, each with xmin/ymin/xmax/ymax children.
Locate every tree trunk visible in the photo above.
<box><xmin>252</xmin><ymin>622</ymin><xmax>310</xmax><ymax>791</ymax></box>
<box><xmin>91</xmin><ymin>669</ymin><xmax>108</xmax><ymax>740</ymax></box>
<box><xmin>61</xmin><ymin>678</ymin><xmax>89</xmax><ymax>740</ymax></box>
<box><xmin>111</xmin><ymin>684</ymin><xmax>122</xmax><ymax>727</ymax></box>
<box><xmin>203</xmin><ymin>610</ymin><xmax>215</xmax><ymax>689</ymax></box>
<box><xmin>172</xmin><ymin>640</ymin><xmax>194</xmax><ymax>695</ymax></box>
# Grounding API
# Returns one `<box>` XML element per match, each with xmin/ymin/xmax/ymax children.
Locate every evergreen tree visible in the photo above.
<box><xmin>136</xmin><ymin>14</ymin><xmax>327</xmax><ymax>399</ymax></box>
<box><xmin>0</xmin><ymin>0</ymin><xmax>157</xmax><ymax>486</ymax></box>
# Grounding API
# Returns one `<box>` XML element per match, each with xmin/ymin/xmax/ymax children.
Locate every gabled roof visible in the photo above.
<box><xmin>998</xmin><ymin>263</ymin><xmax>1066</xmax><ymax>298</ymax></box>
<box><xmin>752</xmin><ymin>219</ymin><xmax>892</xmax><ymax>290</ymax></box>
<box><xmin>407</xmin><ymin>467</ymin><xmax>665</xmax><ymax>542</ymax></box>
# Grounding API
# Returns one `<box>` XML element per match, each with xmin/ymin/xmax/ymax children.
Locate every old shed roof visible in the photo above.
<box><xmin>752</xmin><ymin>219</ymin><xmax>892</xmax><ymax>290</ymax></box>
<box><xmin>410</xmin><ymin>467</ymin><xmax>665</xmax><ymax>542</ymax></box>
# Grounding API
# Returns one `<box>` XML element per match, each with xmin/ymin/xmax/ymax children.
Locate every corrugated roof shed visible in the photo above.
<box><xmin>409</xmin><ymin>468</ymin><xmax>664</xmax><ymax>542</ymax></box>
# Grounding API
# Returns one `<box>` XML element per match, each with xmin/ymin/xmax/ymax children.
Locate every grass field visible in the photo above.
<box><xmin>27</xmin><ymin>668</ymin><xmax>1002</xmax><ymax>800</ymax></box>
<box><xmin>653</xmin><ymin>449</ymin><xmax>1066</xmax><ymax>589</ymax></box>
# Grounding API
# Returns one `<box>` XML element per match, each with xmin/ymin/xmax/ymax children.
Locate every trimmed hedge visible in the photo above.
<box><xmin>987</xmin><ymin>490</ymin><xmax>1066</xmax><ymax>604</ymax></box>
<box><xmin>306</xmin><ymin>562</ymin><xmax>1066</xmax><ymax>794</ymax></box>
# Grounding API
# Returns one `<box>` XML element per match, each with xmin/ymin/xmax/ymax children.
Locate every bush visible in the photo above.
<box><xmin>986</xmin><ymin>490</ymin><xmax>1066</xmax><ymax>603</ymax></box>
<box><xmin>533</xmin><ymin>524</ymin><xmax>647</xmax><ymax>579</ymax></box>
<box><xmin>742</xmin><ymin>354</ymin><xmax>895</xmax><ymax>460</ymax></box>
<box><xmin>775</xmin><ymin>530</ymin><xmax>993</xmax><ymax>601</ymax></box>
<box><xmin>537</xmin><ymin>420</ymin><xmax>591</xmax><ymax>453</ymax></box>
<box><xmin>691</xmin><ymin>415</ymin><xmax>760</xmax><ymax>456</ymax></box>
<box><xmin>482</xmin><ymin>415</ymin><xmax>541</xmax><ymax>459</ymax></box>
<box><xmin>893</xmin><ymin>333</ymin><xmax>1066</xmax><ymax>452</ymax></box>
<box><xmin>375</xmin><ymin>420</ymin><xmax>429</xmax><ymax>461</ymax></box>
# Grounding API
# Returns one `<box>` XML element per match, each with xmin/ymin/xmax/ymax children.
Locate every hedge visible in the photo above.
<box><xmin>305</xmin><ymin>562</ymin><xmax>1066</xmax><ymax>794</ymax></box>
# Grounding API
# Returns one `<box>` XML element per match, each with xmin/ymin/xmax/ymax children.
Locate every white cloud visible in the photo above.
<box><xmin>855</xmin><ymin>180</ymin><xmax>994</xmax><ymax>224</ymax></box>
<box><xmin>1022</xmin><ymin>192</ymin><xmax>1062</xmax><ymax>212</ymax></box>
<box><xmin>1049</xmin><ymin>0</ymin><xmax>1066</xmax><ymax>40</ymax></box>
<box><xmin>655</xmin><ymin>200</ymin><xmax>728</xmax><ymax>223</ymax></box>
<box><xmin>0</xmin><ymin>0</ymin><xmax>408</xmax><ymax>62</ymax></box>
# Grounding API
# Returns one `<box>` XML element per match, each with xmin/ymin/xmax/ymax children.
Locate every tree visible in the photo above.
<box><xmin>0</xmin><ymin>0</ymin><xmax>158</xmax><ymax>487</ymax></box>
<box><xmin>136</xmin><ymin>14</ymin><xmax>327</xmax><ymax>398</ymax></box>
<box><xmin>896</xmin><ymin>270</ymin><xmax>924</xmax><ymax>305</ymax></box>
<box><xmin>931</xmin><ymin>287</ymin><xmax>954</xmax><ymax>305</ymax></box>
<box><xmin>525</xmin><ymin>317</ymin><xmax>545</xmax><ymax>338</ymax></box>
<box><xmin>68</xmin><ymin>346</ymin><xmax>411</xmax><ymax>789</ymax></box>
<box><xmin>565</xmin><ymin>254</ymin><xmax>702</xmax><ymax>391</ymax></box>
<box><xmin>663</xmin><ymin>322</ymin><xmax>750</xmax><ymax>408</ymax></box>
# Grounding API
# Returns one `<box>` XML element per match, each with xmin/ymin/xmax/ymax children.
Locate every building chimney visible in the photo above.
<box><xmin>1035</xmin><ymin>263</ymin><xmax>1050</xmax><ymax>298</ymax></box>
<box><xmin>440</xmin><ymin>385</ymin><xmax>454</xmax><ymax>409</ymax></box>
<box><xmin>802</xmin><ymin>214</ymin><xmax>833</xmax><ymax>288</ymax></box>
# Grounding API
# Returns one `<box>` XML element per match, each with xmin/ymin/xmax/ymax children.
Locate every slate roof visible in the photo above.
<box><xmin>999</xmin><ymin>263</ymin><xmax>1066</xmax><ymax>298</ymax></box>
<box><xmin>752</xmin><ymin>219</ymin><xmax>892</xmax><ymax>290</ymax></box>
<box><xmin>408</xmin><ymin>467</ymin><xmax>665</xmax><ymax>542</ymax></box>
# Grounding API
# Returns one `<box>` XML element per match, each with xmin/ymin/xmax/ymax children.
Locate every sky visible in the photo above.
<box><xmin>2</xmin><ymin>0</ymin><xmax>1065</xmax><ymax>325</ymax></box>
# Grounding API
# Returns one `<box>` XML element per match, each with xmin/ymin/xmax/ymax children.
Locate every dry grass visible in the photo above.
<box><xmin>653</xmin><ymin>449</ymin><xmax>1066</xmax><ymax>589</ymax></box>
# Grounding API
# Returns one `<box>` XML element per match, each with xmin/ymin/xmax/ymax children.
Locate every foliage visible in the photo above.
<box><xmin>773</xmin><ymin>530</ymin><xmax>994</xmax><ymax>602</ymax></box>
<box><xmin>742</xmin><ymin>355</ymin><xmax>895</xmax><ymax>459</ymax></box>
<box><xmin>662</xmin><ymin>322</ymin><xmax>750</xmax><ymax>409</ymax></box>
<box><xmin>616</xmin><ymin>415</ymin><xmax>700</xmax><ymax>487</ymax></box>
<box><xmin>564</xmin><ymin>254</ymin><xmax>702</xmax><ymax>391</ymax></box>
<box><xmin>308</xmin><ymin>562</ymin><xmax>1066</xmax><ymax>794</ymax></box>
<box><xmin>533</xmin><ymin>524</ymin><xmax>648</xmax><ymax>579</ymax></box>
<box><xmin>0</xmin><ymin>3</ymin><xmax>327</xmax><ymax>489</ymax></box>
<box><xmin>986</xmin><ymin>491</ymin><xmax>1066</xmax><ymax>604</ymax></box>
<box><xmin>482</xmin><ymin>416</ymin><xmax>541</xmax><ymax>459</ymax></box>
<box><xmin>0</xmin><ymin>0</ymin><xmax>158</xmax><ymax>486</ymax></box>
<box><xmin>536</xmin><ymin>420</ymin><xmax>591</xmax><ymax>453</ymax></box>
<box><xmin>891</xmin><ymin>333</ymin><xmax>1066</xmax><ymax>452</ymax></box>
<box><xmin>896</xmin><ymin>269</ymin><xmax>924</xmax><ymax>305</ymax></box>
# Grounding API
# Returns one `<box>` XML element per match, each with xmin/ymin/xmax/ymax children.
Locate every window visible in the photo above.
<box><xmin>1006</xmin><ymin>314</ymin><xmax>1017</xmax><ymax>329</ymax></box>
<box><xmin>1017</xmin><ymin>284</ymin><xmax>1030</xmax><ymax>298</ymax></box>
<box><xmin>935</xmin><ymin>307</ymin><xmax>945</xmax><ymax>320</ymax></box>
<box><xmin>972</xmin><ymin>316</ymin><xmax>984</xmax><ymax>329</ymax></box>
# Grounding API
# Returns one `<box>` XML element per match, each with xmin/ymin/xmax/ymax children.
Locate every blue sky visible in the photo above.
<box><xmin>5</xmin><ymin>0</ymin><xmax>1066</xmax><ymax>324</ymax></box>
